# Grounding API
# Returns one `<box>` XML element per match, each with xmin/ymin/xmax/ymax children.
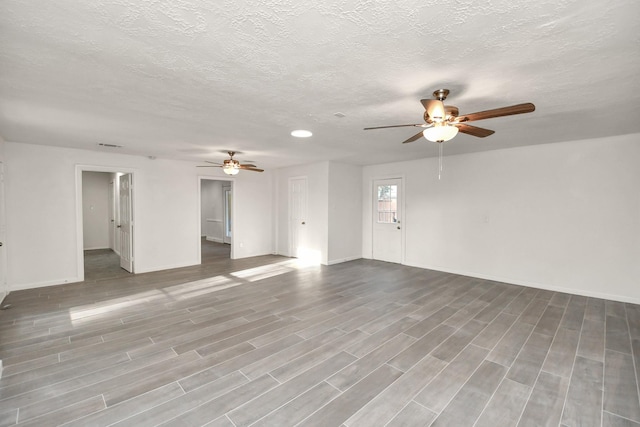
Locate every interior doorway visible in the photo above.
<box><xmin>199</xmin><ymin>177</ymin><xmax>234</xmax><ymax>263</ymax></box>
<box><xmin>76</xmin><ymin>167</ymin><xmax>136</xmax><ymax>282</ymax></box>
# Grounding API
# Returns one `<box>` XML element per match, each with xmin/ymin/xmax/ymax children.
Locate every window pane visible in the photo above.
<box><xmin>377</xmin><ymin>185</ymin><xmax>397</xmax><ymax>223</ymax></box>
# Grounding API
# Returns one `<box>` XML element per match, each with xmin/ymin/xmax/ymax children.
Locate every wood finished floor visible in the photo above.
<box><xmin>1</xmin><ymin>241</ymin><xmax>640</xmax><ymax>426</ymax></box>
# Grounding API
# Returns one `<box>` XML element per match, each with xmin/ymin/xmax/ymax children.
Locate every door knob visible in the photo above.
<box><xmin>301</xmin><ymin>221</ymin><xmax>306</xmax><ymax>225</ymax></box>
<box><xmin>117</xmin><ymin>225</ymin><xmax>122</xmax><ymax>228</ymax></box>
<box><xmin>397</xmin><ymin>226</ymin><xmax>401</xmax><ymax>229</ymax></box>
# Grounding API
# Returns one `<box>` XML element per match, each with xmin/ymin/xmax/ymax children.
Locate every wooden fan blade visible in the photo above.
<box><xmin>204</xmin><ymin>161</ymin><xmax>223</xmax><ymax>165</ymax></box>
<box><xmin>196</xmin><ymin>165</ymin><xmax>222</xmax><ymax>168</ymax></box>
<box><xmin>241</xmin><ymin>167</ymin><xmax>264</xmax><ymax>172</ymax></box>
<box><xmin>454</xmin><ymin>123</ymin><xmax>495</xmax><ymax>138</ymax></box>
<box><xmin>457</xmin><ymin>103</ymin><xmax>535</xmax><ymax>122</ymax></box>
<box><xmin>402</xmin><ymin>131</ymin><xmax>425</xmax><ymax>144</ymax></box>
<box><xmin>420</xmin><ymin>99</ymin><xmax>445</xmax><ymax>122</ymax></box>
<box><xmin>364</xmin><ymin>124</ymin><xmax>425</xmax><ymax>130</ymax></box>
<box><xmin>239</xmin><ymin>164</ymin><xmax>257</xmax><ymax>168</ymax></box>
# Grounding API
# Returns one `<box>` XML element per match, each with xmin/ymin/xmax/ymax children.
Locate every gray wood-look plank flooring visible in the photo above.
<box><xmin>1</xmin><ymin>240</ymin><xmax>639</xmax><ymax>426</ymax></box>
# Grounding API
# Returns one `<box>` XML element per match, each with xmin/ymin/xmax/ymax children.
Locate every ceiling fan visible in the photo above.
<box><xmin>364</xmin><ymin>89</ymin><xmax>535</xmax><ymax>143</ymax></box>
<box><xmin>197</xmin><ymin>151</ymin><xmax>264</xmax><ymax>175</ymax></box>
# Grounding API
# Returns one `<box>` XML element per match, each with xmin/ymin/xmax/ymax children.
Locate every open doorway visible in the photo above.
<box><xmin>76</xmin><ymin>167</ymin><xmax>136</xmax><ymax>282</ymax></box>
<box><xmin>199</xmin><ymin>177</ymin><xmax>234</xmax><ymax>264</ymax></box>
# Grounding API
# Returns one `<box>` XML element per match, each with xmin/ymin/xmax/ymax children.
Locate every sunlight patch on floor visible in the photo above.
<box><xmin>68</xmin><ymin>261</ymin><xmax>312</xmax><ymax>324</ymax></box>
<box><xmin>293</xmin><ymin>247</ymin><xmax>322</xmax><ymax>267</ymax></box>
<box><xmin>230</xmin><ymin>263</ymin><xmax>295</xmax><ymax>282</ymax></box>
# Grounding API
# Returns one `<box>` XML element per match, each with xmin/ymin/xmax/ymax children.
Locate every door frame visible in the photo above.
<box><xmin>370</xmin><ymin>175</ymin><xmax>405</xmax><ymax>263</ymax></box>
<box><xmin>198</xmin><ymin>176</ymin><xmax>235</xmax><ymax>262</ymax></box>
<box><xmin>75</xmin><ymin>165</ymin><xmax>138</xmax><ymax>281</ymax></box>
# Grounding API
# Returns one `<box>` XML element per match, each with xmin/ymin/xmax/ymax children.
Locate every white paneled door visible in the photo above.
<box><xmin>289</xmin><ymin>177</ymin><xmax>308</xmax><ymax>258</ymax></box>
<box><xmin>119</xmin><ymin>173</ymin><xmax>134</xmax><ymax>272</ymax></box>
<box><xmin>372</xmin><ymin>178</ymin><xmax>403</xmax><ymax>263</ymax></box>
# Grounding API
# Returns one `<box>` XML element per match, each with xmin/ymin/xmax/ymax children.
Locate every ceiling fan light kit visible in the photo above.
<box><xmin>223</xmin><ymin>161</ymin><xmax>240</xmax><ymax>175</ymax></box>
<box><xmin>423</xmin><ymin>123</ymin><xmax>459</xmax><ymax>143</ymax></box>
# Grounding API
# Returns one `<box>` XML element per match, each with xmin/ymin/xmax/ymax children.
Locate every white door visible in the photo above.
<box><xmin>108</xmin><ymin>179</ymin><xmax>115</xmax><ymax>251</ymax></box>
<box><xmin>0</xmin><ymin>162</ymin><xmax>7</xmax><ymax>303</ymax></box>
<box><xmin>289</xmin><ymin>177</ymin><xmax>308</xmax><ymax>258</ymax></box>
<box><xmin>118</xmin><ymin>173</ymin><xmax>134</xmax><ymax>272</ymax></box>
<box><xmin>372</xmin><ymin>178</ymin><xmax>403</xmax><ymax>263</ymax></box>
<box><xmin>223</xmin><ymin>185</ymin><xmax>232</xmax><ymax>244</ymax></box>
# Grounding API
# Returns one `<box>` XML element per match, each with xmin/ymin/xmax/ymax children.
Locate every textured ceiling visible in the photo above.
<box><xmin>1</xmin><ymin>0</ymin><xmax>639</xmax><ymax>168</ymax></box>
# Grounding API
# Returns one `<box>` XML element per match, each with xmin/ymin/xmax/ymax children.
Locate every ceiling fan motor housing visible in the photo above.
<box><xmin>433</xmin><ymin>89</ymin><xmax>450</xmax><ymax>101</ymax></box>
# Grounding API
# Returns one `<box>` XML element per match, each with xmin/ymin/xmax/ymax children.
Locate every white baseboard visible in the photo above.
<box><xmin>404</xmin><ymin>262</ymin><xmax>640</xmax><ymax>305</ymax></box>
<box><xmin>327</xmin><ymin>256</ymin><xmax>362</xmax><ymax>266</ymax></box>
<box><xmin>135</xmin><ymin>260</ymin><xmax>200</xmax><ymax>274</ymax></box>
<box><xmin>83</xmin><ymin>246</ymin><xmax>111</xmax><ymax>251</ymax></box>
<box><xmin>206</xmin><ymin>236</ymin><xmax>223</xmax><ymax>243</ymax></box>
<box><xmin>0</xmin><ymin>291</ymin><xmax>6</xmax><ymax>305</ymax></box>
<box><xmin>10</xmin><ymin>277</ymin><xmax>82</xmax><ymax>292</ymax></box>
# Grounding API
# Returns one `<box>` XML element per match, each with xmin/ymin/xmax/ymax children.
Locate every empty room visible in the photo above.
<box><xmin>0</xmin><ymin>1</ymin><xmax>639</xmax><ymax>426</ymax></box>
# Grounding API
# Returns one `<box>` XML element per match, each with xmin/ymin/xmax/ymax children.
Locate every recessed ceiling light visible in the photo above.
<box><xmin>291</xmin><ymin>130</ymin><xmax>312</xmax><ymax>138</ymax></box>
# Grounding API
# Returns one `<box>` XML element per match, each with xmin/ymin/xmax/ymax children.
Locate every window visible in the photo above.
<box><xmin>377</xmin><ymin>184</ymin><xmax>398</xmax><ymax>223</ymax></box>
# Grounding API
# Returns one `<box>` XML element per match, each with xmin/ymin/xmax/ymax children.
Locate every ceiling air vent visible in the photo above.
<box><xmin>98</xmin><ymin>143</ymin><xmax>123</xmax><ymax>148</ymax></box>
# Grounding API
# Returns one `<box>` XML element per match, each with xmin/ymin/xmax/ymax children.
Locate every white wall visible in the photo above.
<box><xmin>0</xmin><ymin>135</ymin><xmax>6</xmax><ymax>304</ymax></box>
<box><xmin>275</xmin><ymin>162</ymin><xmax>329</xmax><ymax>263</ymax></box>
<box><xmin>231</xmin><ymin>170</ymin><xmax>274</xmax><ymax>258</ymax></box>
<box><xmin>275</xmin><ymin>161</ymin><xmax>363</xmax><ymax>266</ymax></box>
<box><xmin>363</xmin><ymin>133</ymin><xmax>640</xmax><ymax>303</ymax></box>
<box><xmin>200</xmin><ymin>180</ymin><xmax>223</xmax><ymax>241</ymax></box>
<box><xmin>82</xmin><ymin>171</ymin><xmax>111</xmax><ymax>250</ymax></box>
<box><xmin>328</xmin><ymin>162</ymin><xmax>362</xmax><ymax>264</ymax></box>
<box><xmin>5</xmin><ymin>142</ymin><xmax>274</xmax><ymax>291</ymax></box>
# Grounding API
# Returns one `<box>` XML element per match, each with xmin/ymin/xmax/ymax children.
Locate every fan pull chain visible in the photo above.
<box><xmin>438</xmin><ymin>142</ymin><xmax>444</xmax><ymax>180</ymax></box>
